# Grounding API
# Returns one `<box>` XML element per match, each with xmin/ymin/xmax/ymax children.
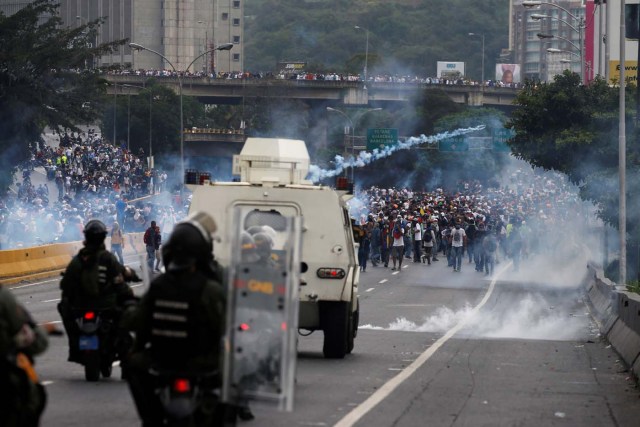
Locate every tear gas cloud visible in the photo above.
<box><xmin>307</xmin><ymin>125</ymin><xmax>486</xmax><ymax>183</ymax></box>
<box><xmin>356</xmin><ymin>154</ymin><xmax>607</xmax><ymax>342</ymax></box>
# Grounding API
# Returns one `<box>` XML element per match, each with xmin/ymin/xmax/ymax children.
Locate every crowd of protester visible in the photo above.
<box><xmin>0</xmin><ymin>130</ymin><xmax>186</xmax><ymax>250</ymax></box>
<box><xmin>350</xmin><ymin>168</ymin><xmax>588</xmax><ymax>275</ymax></box>
<box><xmin>105</xmin><ymin>68</ymin><xmax>522</xmax><ymax>89</ymax></box>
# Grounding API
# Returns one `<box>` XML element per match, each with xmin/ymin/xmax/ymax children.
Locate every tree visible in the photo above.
<box><xmin>0</xmin><ymin>0</ymin><xmax>125</xmax><ymax>194</ymax></box>
<box><xmin>507</xmin><ymin>71</ymin><xmax>640</xmax><ymax>281</ymax></box>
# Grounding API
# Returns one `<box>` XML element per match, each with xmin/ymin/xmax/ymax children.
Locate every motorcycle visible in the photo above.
<box><xmin>74</xmin><ymin>308</ymin><xmax>126</xmax><ymax>382</ymax></box>
<box><xmin>148</xmin><ymin>368</ymin><xmax>231</xmax><ymax>427</ymax></box>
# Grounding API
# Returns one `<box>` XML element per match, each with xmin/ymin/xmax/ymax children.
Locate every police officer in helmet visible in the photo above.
<box><xmin>59</xmin><ymin>219</ymin><xmax>139</xmax><ymax>364</ymax></box>
<box><xmin>124</xmin><ymin>211</ymin><xmax>227</xmax><ymax>426</ymax></box>
<box><xmin>1</xmin><ymin>286</ymin><xmax>50</xmax><ymax>427</ymax></box>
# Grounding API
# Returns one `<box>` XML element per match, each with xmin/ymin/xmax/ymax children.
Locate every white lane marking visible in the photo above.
<box><xmin>38</xmin><ymin>320</ymin><xmax>62</xmax><ymax>325</ymax></box>
<box><xmin>334</xmin><ymin>261</ymin><xmax>512</xmax><ymax>427</ymax></box>
<box><xmin>131</xmin><ymin>284</ymin><xmax>144</xmax><ymax>288</ymax></box>
<box><xmin>402</xmin><ymin>264</ymin><xmax>408</xmax><ymax>269</ymax></box>
<box><xmin>41</xmin><ymin>381</ymin><xmax>54</xmax><ymax>386</ymax></box>
<box><xmin>391</xmin><ymin>271</ymin><xmax>399</xmax><ymax>275</ymax></box>
<box><xmin>366</xmin><ymin>288</ymin><xmax>375</xmax><ymax>293</ymax></box>
<box><xmin>379</xmin><ymin>279</ymin><xmax>388</xmax><ymax>284</ymax></box>
<box><xmin>387</xmin><ymin>368</ymin><xmax>403</xmax><ymax>371</ymax></box>
<box><xmin>298</xmin><ymin>423</ymin><xmax>327</xmax><ymax>426</ymax></box>
<box><xmin>41</xmin><ymin>298</ymin><xmax>61</xmax><ymax>303</ymax></box>
<box><xmin>112</xmin><ymin>361</ymin><xmax>121</xmax><ymax>367</ymax></box>
<box><xmin>10</xmin><ymin>278</ymin><xmax>59</xmax><ymax>289</ymax></box>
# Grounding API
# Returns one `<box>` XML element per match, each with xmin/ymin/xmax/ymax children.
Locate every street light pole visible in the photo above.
<box><xmin>354</xmin><ymin>26</ymin><xmax>369</xmax><ymax>89</ymax></box>
<box><xmin>468</xmin><ymin>33</ymin><xmax>485</xmax><ymax>86</ymax></box>
<box><xmin>113</xmin><ymin>89</ymin><xmax>117</xmax><ymax>146</ymax></box>
<box><xmin>129</xmin><ymin>42</ymin><xmax>234</xmax><ymax>187</ymax></box>
<box><xmin>326</xmin><ymin>106</ymin><xmax>382</xmax><ymax>183</ymax></box>
<box><xmin>618</xmin><ymin>0</ymin><xmax>627</xmax><ymax>287</ymax></box>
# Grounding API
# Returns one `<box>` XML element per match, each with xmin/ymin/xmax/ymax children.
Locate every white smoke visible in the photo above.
<box><xmin>306</xmin><ymin>125</ymin><xmax>486</xmax><ymax>182</ymax></box>
<box><xmin>360</xmin><ymin>292</ymin><xmax>590</xmax><ymax>341</ymax></box>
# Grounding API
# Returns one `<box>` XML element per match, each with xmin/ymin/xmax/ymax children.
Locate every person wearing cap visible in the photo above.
<box><xmin>59</xmin><ymin>219</ymin><xmax>139</xmax><ymax>364</ymax></box>
<box><xmin>124</xmin><ymin>212</ymin><xmax>227</xmax><ymax>426</ymax></box>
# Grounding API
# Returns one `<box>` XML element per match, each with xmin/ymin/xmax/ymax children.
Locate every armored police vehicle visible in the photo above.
<box><xmin>188</xmin><ymin>137</ymin><xmax>359</xmax><ymax>359</ymax></box>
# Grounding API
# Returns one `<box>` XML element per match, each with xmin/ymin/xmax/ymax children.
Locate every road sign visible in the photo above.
<box><xmin>439</xmin><ymin>136</ymin><xmax>469</xmax><ymax>151</ymax></box>
<box><xmin>366</xmin><ymin>128</ymin><xmax>398</xmax><ymax>151</ymax></box>
<box><xmin>492</xmin><ymin>128</ymin><xmax>515</xmax><ymax>152</ymax></box>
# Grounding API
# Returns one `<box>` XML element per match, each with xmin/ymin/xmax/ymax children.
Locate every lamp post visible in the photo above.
<box><xmin>111</xmin><ymin>83</ymin><xmax>144</xmax><ymax>152</ymax></box>
<box><xmin>618</xmin><ymin>0</ymin><xmax>627</xmax><ymax>287</ymax></box>
<box><xmin>197</xmin><ymin>21</ymin><xmax>209</xmax><ymax>75</ymax></box>
<box><xmin>354</xmin><ymin>26</ymin><xmax>369</xmax><ymax>89</ymax></box>
<box><xmin>524</xmin><ymin>1</ymin><xmax>586</xmax><ymax>82</ymax></box>
<box><xmin>129</xmin><ymin>42</ymin><xmax>234</xmax><ymax>186</ymax></box>
<box><xmin>326</xmin><ymin>106</ymin><xmax>382</xmax><ymax>183</ymax></box>
<box><xmin>468</xmin><ymin>33</ymin><xmax>485</xmax><ymax>86</ymax></box>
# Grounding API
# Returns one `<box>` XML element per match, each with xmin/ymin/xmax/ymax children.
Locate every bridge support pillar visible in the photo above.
<box><xmin>467</xmin><ymin>90</ymin><xmax>484</xmax><ymax>107</ymax></box>
<box><xmin>343</xmin><ymin>87</ymin><xmax>370</xmax><ymax>105</ymax></box>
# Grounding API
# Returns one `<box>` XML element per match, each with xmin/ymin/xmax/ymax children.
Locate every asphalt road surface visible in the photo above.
<box><xmin>10</xmin><ymin>249</ymin><xmax>640</xmax><ymax>427</ymax></box>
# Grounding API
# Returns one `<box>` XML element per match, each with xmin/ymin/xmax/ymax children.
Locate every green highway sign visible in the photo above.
<box><xmin>492</xmin><ymin>128</ymin><xmax>515</xmax><ymax>152</ymax></box>
<box><xmin>439</xmin><ymin>136</ymin><xmax>469</xmax><ymax>151</ymax></box>
<box><xmin>367</xmin><ymin>128</ymin><xmax>398</xmax><ymax>150</ymax></box>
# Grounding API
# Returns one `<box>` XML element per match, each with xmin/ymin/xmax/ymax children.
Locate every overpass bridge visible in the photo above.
<box><xmin>105</xmin><ymin>75</ymin><xmax>520</xmax><ymax>108</ymax></box>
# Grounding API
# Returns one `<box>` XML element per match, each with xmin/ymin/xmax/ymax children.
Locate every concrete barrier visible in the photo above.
<box><xmin>586</xmin><ymin>265</ymin><xmax>619</xmax><ymax>334</ymax></box>
<box><xmin>0</xmin><ymin>232</ymin><xmax>146</xmax><ymax>285</ymax></box>
<box><xmin>586</xmin><ymin>264</ymin><xmax>640</xmax><ymax>381</ymax></box>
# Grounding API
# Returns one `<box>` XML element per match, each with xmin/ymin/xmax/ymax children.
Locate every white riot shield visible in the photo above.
<box><xmin>222</xmin><ymin>206</ymin><xmax>301</xmax><ymax>412</ymax></box>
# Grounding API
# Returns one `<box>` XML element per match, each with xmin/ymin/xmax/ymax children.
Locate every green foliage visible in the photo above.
<box><xmin>0</xmin><ymin>0</ymin><xmax>126</xmax><ymax>194</ymax></box>
<box><xmin>627</xmin><ymin>280</ymin><xmax>640</xmax><ymax>295</ymax></box>
<box><xmin>508</xmin><ymin>70</ymin><xmax>640</xmax><ymax>252</ymax></box>
<box><xmin>244</xmin><ymin>0</ymin><xmax>508</xmax><ymax>80</ymax></box>
<box><xmin>104</xmin><ymin>81</ymin><xmax>182</xmax><ymax>162</ymax></box>
<box><xmin>507</xmin><ymin>72</ymin><xmax>620</xmax><ymax>183</ymax></box>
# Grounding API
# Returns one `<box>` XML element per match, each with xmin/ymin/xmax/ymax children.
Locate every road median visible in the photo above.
<box><xmin>0</xmin><ymin>232</ymin><xmax>145</xmax><ymax>286</ymax></box>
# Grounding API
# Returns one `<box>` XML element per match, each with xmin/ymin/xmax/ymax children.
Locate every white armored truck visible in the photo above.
<box><xmin>188</xmin><ymin>137</ymin><xmax>359</xmax><ymax>358</ymax></box>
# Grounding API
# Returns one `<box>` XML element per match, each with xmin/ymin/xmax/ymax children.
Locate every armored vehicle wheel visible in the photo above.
<box><xmin>322</xmin><ymin>302</ymin><xmax>349</xmax><ymax>359</ymax></box>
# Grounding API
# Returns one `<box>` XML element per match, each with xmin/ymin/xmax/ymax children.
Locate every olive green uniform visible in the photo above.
<box><xmin>124</xmin><ymin>269</ymin><xmax>226</xmax><ymax>425</ymax></box>
<box><xmin>59</xmin><ymin>243</ymin><xmax>134</xmax><ymax>361</ymax></box>
<box><xmin>0</xmin><ymin>286</ymin><xmax>49</xmax><ymax>427</ymax></box>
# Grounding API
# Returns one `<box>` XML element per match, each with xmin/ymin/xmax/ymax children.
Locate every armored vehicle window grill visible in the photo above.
<box><xmin>244</xmin><ymin>209</ymin><xmax>288</xmax><ymax>231</ymax></box>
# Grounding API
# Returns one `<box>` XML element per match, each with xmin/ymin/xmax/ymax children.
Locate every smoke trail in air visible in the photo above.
<box><xmin>306</xmin><ymin>125</ymin><xmax>486</xmax><ymax>182</ymax></box>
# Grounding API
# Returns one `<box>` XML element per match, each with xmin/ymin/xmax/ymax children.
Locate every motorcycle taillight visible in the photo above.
<box><xmin>84</xmin><ymin>311</ymin><xmax>96</xmax><ymax>320</ymax></box>
<box><xmin>173</xmin><ymin>378</ymin><xmax>191</xmax><ymax>393</ymax></box>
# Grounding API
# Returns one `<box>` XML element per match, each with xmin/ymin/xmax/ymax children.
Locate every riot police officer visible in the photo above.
<box><xmin>0</xmin><ymin>285</ymin><xmax>49</xmax><ymax>427</ymax></box>
<box><xmin>58</xmin><ymin>219</ymin><xmax>138</xmax><ymax>363</ymax></box>
<box><xmin>124</xmin><ymin>211</ymin><xmax>228</xmax><ymax>426</ymax></box>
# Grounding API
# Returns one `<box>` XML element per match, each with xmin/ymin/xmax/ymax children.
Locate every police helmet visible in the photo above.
<box><xmin>83</xmin><ymin>219</ymin><xmax>107</xmax><ymax>245</ymax></box>
<box><xmin>163</xmin><ymin>211</ymin><xmax>216</xmax><ymax>272</ymax></box>
<box><xmin>246</xmin><ymin>225</ymin><xmax>265</xmax><ymax>235</ymax></box>
<box><xmin>240</xmin><ymin>231</ymin><xmax>260</xmax><ymax>263</ymax></box>
<box><xmin>253</xmin><ymin>231</ymin><xmax>274</xmax><ymax>261</ymax></box>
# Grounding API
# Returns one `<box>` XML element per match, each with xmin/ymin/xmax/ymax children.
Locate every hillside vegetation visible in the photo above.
<box><xmin>244</xmin><ymin>0</ymin><xmax>509</xmax><ymax>80</ymax></box>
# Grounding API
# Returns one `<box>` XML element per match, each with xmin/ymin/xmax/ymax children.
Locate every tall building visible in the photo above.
<box><xmin>0</xmin><ymin>0</ymin><xmax>244</xmax><ymax>74</ymax></box>
<box><xmin>511</xmin><ymin>0</ymin><xmax>586</xmax><ymax>82</ymax></box>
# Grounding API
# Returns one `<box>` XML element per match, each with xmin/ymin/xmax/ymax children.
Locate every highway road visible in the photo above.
<box><xmin>9</xmin><ymin>250</ymin><xmax>640</xmax><ymax>427</ymax></box>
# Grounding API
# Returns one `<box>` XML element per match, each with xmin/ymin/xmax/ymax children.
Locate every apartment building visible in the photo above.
<box><xmin>511</xmin><ymin>0</ymin><xmax>586</xmax><ymax>82</ymax></box>
<box><xmin>0</xmin><ymin>0</ymin><xmax>244</xmax><ymax>74</ymax></box>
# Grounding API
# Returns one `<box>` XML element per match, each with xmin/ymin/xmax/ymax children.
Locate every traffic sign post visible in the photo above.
<box><xmin>366</xmin><ymin>128</ymin><xmax>398</xmax><ymax>151</ymax></box>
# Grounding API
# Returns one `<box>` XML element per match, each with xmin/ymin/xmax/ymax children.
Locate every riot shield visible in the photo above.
<box><xmin>222</xmin><ymin>206</ymin><xmax>301</xmax><ymax>412</ymax></box>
